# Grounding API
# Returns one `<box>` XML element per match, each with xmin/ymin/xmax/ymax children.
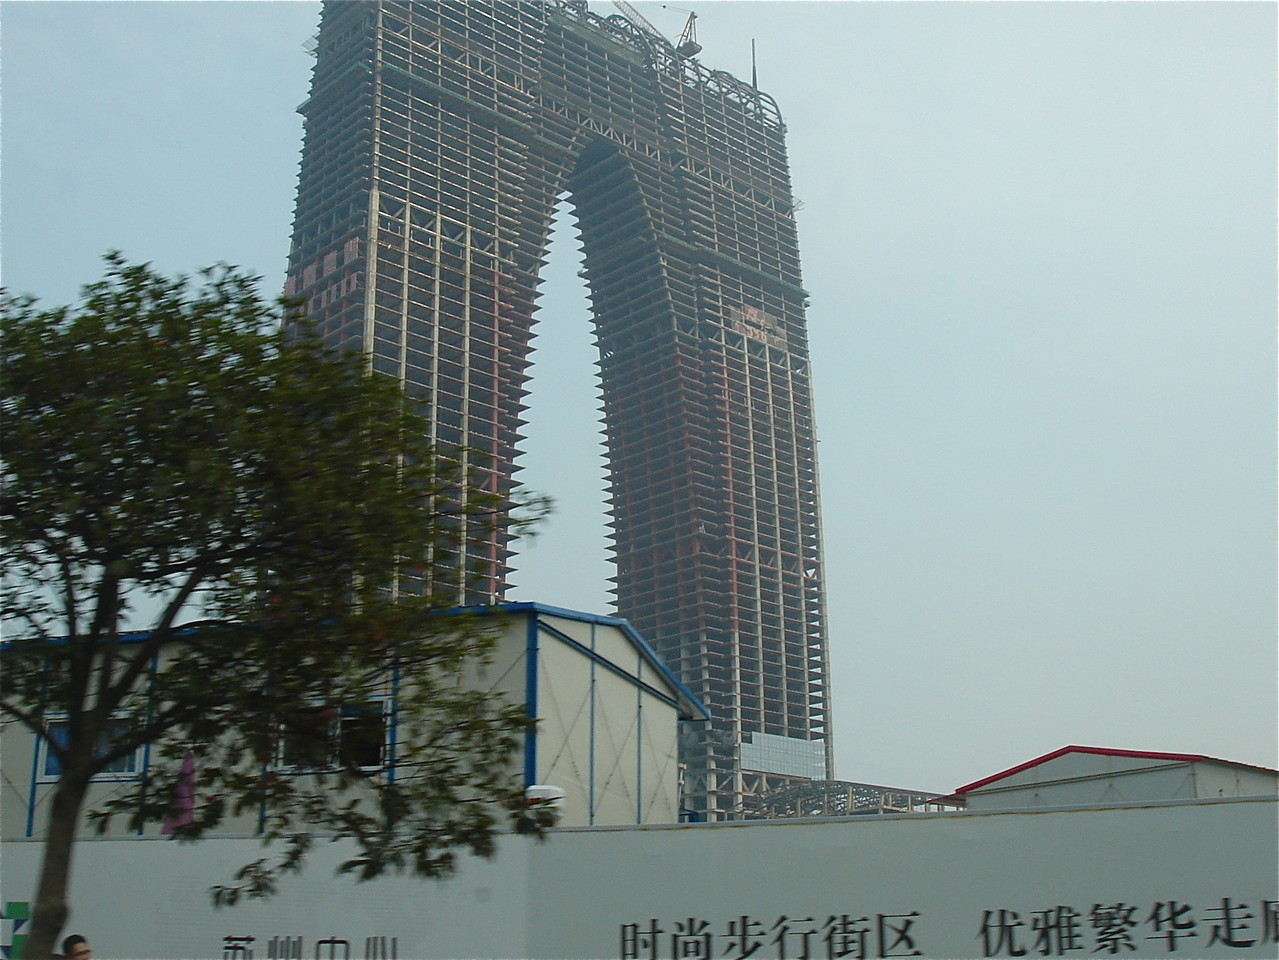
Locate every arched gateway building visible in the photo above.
<box><xmin>285</xmin><ymin>0</ymin><xmax>830</xmax><ymax>819</ymax></box>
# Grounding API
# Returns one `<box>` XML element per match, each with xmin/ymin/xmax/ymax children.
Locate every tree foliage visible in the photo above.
<box><xmin>1</xmin><ymin>255</ymin><xmax>546</xmax><ymax>959</ymax></box>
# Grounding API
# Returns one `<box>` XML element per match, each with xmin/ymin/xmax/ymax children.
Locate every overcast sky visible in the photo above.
<box><xmin>2</xmin><ymin>1</ymin><xmax>1274</xmax><ymax>794</ymax></box>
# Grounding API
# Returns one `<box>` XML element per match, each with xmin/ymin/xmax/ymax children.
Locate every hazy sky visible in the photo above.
<box><xmin>2</xmin><ymin>1</ymin><xmax>1274</xmax><ymax>794</ymax></box>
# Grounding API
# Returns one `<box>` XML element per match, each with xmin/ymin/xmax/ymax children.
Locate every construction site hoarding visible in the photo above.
<box><xmin>2</xmin><ymin>797</ymin><xmax>1274</xmax><ymax>959</ymax></box>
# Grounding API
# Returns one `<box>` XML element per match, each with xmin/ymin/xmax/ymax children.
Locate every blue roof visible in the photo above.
<box><xmin>9</xmin><ymin>604</ymin><xmax>712</xmax><ymax>722</ymax></box>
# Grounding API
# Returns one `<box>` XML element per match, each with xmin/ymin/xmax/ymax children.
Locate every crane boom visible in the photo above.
<box><xmin>611</xmin><ymin>2</ymin><xmax>702</xmax><ymax>59</ymax></box>
<box><xmin>612</xmin><ymin>1</ymin><xmax>664</xmax><ymax>41</ymax></box>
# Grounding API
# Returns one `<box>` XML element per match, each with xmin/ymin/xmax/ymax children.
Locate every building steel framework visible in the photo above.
<box><xmin>742</xmin><ymin>780</ymin><xmax>961</xmax><ymax>820</ymax></box>
<box><xmin>286</xmin><ymin>0</ymin><xmax>830</xmax><ymax>818</ymax></box>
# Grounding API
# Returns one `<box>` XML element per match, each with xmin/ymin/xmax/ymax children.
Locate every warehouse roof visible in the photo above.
<box><xmin>951</xmin><ymin>744</ymin><xmax>1278</xmax><ymax>797</ymax></box>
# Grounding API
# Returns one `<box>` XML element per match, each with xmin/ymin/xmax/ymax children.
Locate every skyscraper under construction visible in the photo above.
<box><xmin>286</xmin><ymin>0</ymin><xmax>830</xmax><ymax>819</ymax></box>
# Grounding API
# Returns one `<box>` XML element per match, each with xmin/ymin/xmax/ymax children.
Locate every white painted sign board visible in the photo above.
<box><xmin>2</xmin><ymin>797</ymin><xmax>1275</xmax><ymax>959</ymax></box>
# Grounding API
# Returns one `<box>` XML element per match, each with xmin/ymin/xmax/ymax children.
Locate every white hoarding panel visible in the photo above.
<box><xmin>529</xmin><ymin>799</ymin><xmax>1278</xmax><ymax>960</ymax></box>
<box><xmin>2</xmin><ymin>798</ymin><xmax>1274</xmax><ymax>960</ymax></box>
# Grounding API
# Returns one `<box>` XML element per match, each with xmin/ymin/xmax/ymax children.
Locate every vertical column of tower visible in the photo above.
<box><xmin>289</xmin><ymin>1</ymin><xmax>575</xmax><ymax>605</ymax></box>
<box><xmin>569</xmin><ymin>135</ymin><xmax>724</xmax><ymax>808</ymax></box>
<box><xmin>536</xmin><ymin>12</ymin><xmax>739</xmax><ymax>818</ymax></box>
<box><xmin>548</xmin><ymin>12</ymin><xmax>832</xmax><ymax>817</ymax></box>
<box><xmin>648</xmin><ymin>53</ymin><xmax>831</xmax><ymax>815</ymax></box>
<box><xmin>286</xmin><ymin>4</ymin><xmax>377</xmax><ymax>358</ymax></box>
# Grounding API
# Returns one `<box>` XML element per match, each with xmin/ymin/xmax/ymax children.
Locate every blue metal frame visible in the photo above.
<box><xmin>387</xmin><ymin>660</ymin><xmax>401</xmax><ymax>785</ymax></box>
<box><xmin>446</xmin><ymin>602</ymin><xmax>708</xmax><ymax>819</ymax></box>
<box><xmin>635</xmin><ymin>654</ymin><xmax>643</xmax><ymax>824</ymax></box>
<box><xmin>523</xmin><ymin>612</ymin><xmax>540</xmax><ymax>788</ymax></box>
<box><xmin>588</xmin><ymin>622</ymin><xmax>597</xmax><ymax>825</ymax></box>
<box><xmin>535</xmin><ymin>619</ymin><xmax>680</xmax><ymax>711</ymax></box>
<box><xmin>136</xmin><ymin>650</ymin><xmax>160</xmax><ymax>835</ymax></box>
<box><xmin>25</xmin><ymin>724</ymin><xmax>40</xmax><ymax>838</ymax></box>
<box><xmin>452</xmin><ymin>601</ymin><xmax>710</xmax><ymax>721</ymax></box>
<box><xmin>13</xmin><ymin>605</ymin><xmax>705</xmax><ymax>831</ymax></box>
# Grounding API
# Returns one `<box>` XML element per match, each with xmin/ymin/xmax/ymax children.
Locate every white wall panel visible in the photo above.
<box><xmin>3</xmin><ymin>797</ymin><xmax>1273</xmax><ymax>960</ymax></box>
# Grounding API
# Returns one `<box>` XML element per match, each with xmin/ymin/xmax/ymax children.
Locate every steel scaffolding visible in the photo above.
<box><xmin>742</xmin><ymin>780</ymin><xmax>962</xmax><ymax>820</ymax></box>
<box><xmin>286</xmin><ymin>0</ymin><xmax>830</xmax><ymax>819</ymax></box>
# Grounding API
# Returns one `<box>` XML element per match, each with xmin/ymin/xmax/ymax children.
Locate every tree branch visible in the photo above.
<box><xmin>0</xmin><ymin>698</ymin><xmax>54</xmax><ymax>738</ymax></box>
<box><xmin>89</xmin><ymin>573</ymin><xmax>124</xmax><ymax>715</ymax></box>
<box><xmin>111</xmin><ymin>562</ymin><xmax>213</xmax><ymax>698</ymax></box>
<box><xmin>56</xmin><ymin>550</ymin><xmax>79</xmax><ymax>642</ymax></box>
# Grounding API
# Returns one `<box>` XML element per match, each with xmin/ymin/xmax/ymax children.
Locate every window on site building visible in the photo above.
<box><xmin>280</xmin><ymin>705</ymin><xmax>337</xmax><ymax>769</ymax></box>
<box><xmin>338</xmin><ymin>702</ymin><xmax>386</xmax><ymax>768</ymax></box>
<box><xmin>279</xmin><ymin>701</ymin><xmax>386</xmax><ymax>771</ymax></box>
<box><xmin>42</xmin><ymin>719</ymin><xmax>140</xmax><ymax>779</ymax></box>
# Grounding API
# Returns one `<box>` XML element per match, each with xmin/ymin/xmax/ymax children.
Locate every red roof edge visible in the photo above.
<box><xmin>948</xmin><ymin>745</ymin><xmax>1277</xmax><ymax>797</ymax></box>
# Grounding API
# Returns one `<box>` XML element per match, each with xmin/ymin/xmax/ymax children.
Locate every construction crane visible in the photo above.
<box><xmin>612</xmin><ymin>0</ymin><xmax>662</xmax><ymax>39</ymax></box>
<box><xmin>674</xmin><ymin>11</ymin><xmax>701</xmax><ymax>58</ymax></box>
<box><xmin>611</xmin><ymin>1</ymin><xmax>701</xmax><ymax>58</ymax></box>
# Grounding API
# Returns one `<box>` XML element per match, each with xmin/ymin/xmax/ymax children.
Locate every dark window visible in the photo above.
<box><xmin>43</xmin><ymin>719</ymin><xmax>138</xmax><ymax>777</ymax></box>
<box><xmin>280</xmin><ymin>702</ymin><xmax>386</xmax><ymax>770</ymax></box>
<box><xmin>280</xmin><ymin>706</ymin><xmax>337</xmax><ymax>769</ymax></box>
<box><xmin>338</xmin><ymin>703</ymin><xmax>386</xmax><ymax>768</ymax></box>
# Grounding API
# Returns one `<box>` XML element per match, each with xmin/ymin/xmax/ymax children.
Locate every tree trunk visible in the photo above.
<box><xmin>24</xmin><ymin>772</ymin><xmax>91</xmax><ymax>960</ymax></box>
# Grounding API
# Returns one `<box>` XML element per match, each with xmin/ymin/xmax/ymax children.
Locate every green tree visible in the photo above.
<box><xmin>1</xmin><ymin>255</ymin><xmax>546</xmax><ymax>960</ymax></box>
